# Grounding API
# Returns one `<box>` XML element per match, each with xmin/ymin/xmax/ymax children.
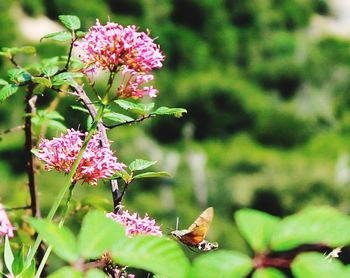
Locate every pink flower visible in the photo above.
<box><xmin>107</xmin><ymin>209</ymin><xmax>162</xmax><ymax>237</ymax></box>
<box><xmin>117</xmin><ymin>68</ymin><xmax>158</xmax><ymax>98</ymax></box>
<box><xmin>37</xmin><ymin>129</ymin><xmax>125</xmax><ymax>186</ymax></box>
<box><xmin>74</xmin><ymin>20</ymin><xmax>164</xmax><ymax>74</ymax></box>
<box><xmin>111</xmin><ymin>267</ymin><xmax>135</xmax><ymax>278</ymax></box>
<box><xmin>0</xmin><ymin>204</ymin><xmax>14</xmax><ymax>238</ymax></box>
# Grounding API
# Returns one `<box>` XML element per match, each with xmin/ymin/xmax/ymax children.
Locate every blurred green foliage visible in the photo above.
<box><xmin>2</xmin><ymin>0</ymin><xmax>350</xmax><ymax>264</ymax></box>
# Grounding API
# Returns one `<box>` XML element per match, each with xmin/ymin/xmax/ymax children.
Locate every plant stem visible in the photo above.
<box><xmin>26</xmin><ymin>103</ymin><xmax>106</xmax><ymax>266</ymax></box>
<box><xmin>24</xmin><ymin>84</ymin><xmax>40</xmax><ymax>218</ymax></box>
<box><xmin>35</xmin><ymin>182</ymin><xmax>76</xmax><ymax>277</ymax></box>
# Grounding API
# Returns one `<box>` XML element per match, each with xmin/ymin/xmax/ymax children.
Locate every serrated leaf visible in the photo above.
<box><xmin>41</xmin><ymin>31</ymin><xmax>72</xmax><ymax>42</ymax></box>
<box><xmin>59</xmin><ymin>15</ymin><xmax>81</xmax><ymax>30</ymax></box>
<box><xmin>153</xmin><ymin>107</ymin><xmax>187</xmax><ymax>118</ymax></box>
<box><xmin>12</xmin><ymin>247</ymin><xmax>25</xmax><ymax>276</ymax></box>
<box><xmin>86</xmin><ymin>269</ymin><xmax>108</xmax><ymax>278</ymax></box>
<box><xmin>103</xmin><ymin>112</ymin><xmax>134</xmax><ymax>123</ymax></box>
<box><xmin>129</xmin><ymin>159</ymin><xmax>157</xmax><ymax>172</ymax></box>
<box><xmin>235</xmin><ymin>209</ymin><xmax>280</xmax><ymax>253</ymax></box>
<box><xmin>47</xmin><ymin>267</ymin><xmax>83</xmax><ymax>278</ymax></box>
<box><xmin>0</xmin><ymin>84</ymin><xmax>18</xmax><ymax>103</ymax></box>
<box><xmin>71</xmin><ymin>105</ymin><xmax>89</xmax><ymax>114</ymax></box>
<box><xmin>291</xmin><ymin>252</ymin><xmax>347</xmax><ymax>278</ymax></box>
<box><xmin>78</xmin><ymin>210</ymin><xmax>126</xmax><ymax>259</ymax></box>
<box><xmin>191</xmin><ymin>250</ymin><xmax>253</xmax><ymax>278</ymax></box>
<box><xmin>0</xmin><ymin>79</ymin><xmax>8</xmax><ymax>85</ymax></box>
<box><xmin>270</xmin><ymin>206</ymin><xmax>350</xmax><ymax>251</ymax></box>
<box><xmin>20</xmin><ymin>259</ymin><xmax>36</xmax><ymax>278</ymax></box>
<box><xmin>114</xmin><ymin>99</ymin><xmax>150</xmax><ymax>115</ymax></box>
<box><xmin>43</xmin><ymin>66</ymin><xmax>59</xmax><ymax>77</ymax></box>
<box><xmin>8</xmin><ymin>69</ymin><xmax>31</xmax><ymax>83</ymax></box>
<box><xmin>252</xmin><ymin>268</ymin><xmax>287</xmax><ymax>278</ymax></box>
<box><xmin>112</xmin><ymin>235</ymin><xmax>190</xmax><ymax>278</ymax></box>
<box><xmin>4</xmin><ymin>236</ymin><xmax>14</xmax><ymax>274</ymax></box>
<box><xmin>133</xmin><ymin>171</ymin><xmax>171</xmax><ymax>179</ymax></box>
<box><xmin>29</xmin><ymin>218</ymin><xmax>79</xmax><ymax>262</ymax></box>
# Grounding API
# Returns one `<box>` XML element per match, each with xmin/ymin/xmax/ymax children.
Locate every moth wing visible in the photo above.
<box><xmin>187</xmin><ymin>207</ymin><xmax>214</xmax><ymax>240</ymax></box>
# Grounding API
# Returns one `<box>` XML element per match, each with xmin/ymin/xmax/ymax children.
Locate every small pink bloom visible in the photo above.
<box><xmin>37</xmin><ymin>129</ymin><xmax>125</xmax><ymax>186</ymax></box>
<box><xmin>107</xmin><ymin>209</ymin><xmax>162</xmax><ymax>237</ymax></box>
<box><xmin>0</xmin><ymin>204</ymin><xmax>14</xmax><ymax>238</ymax></box>
<box><xmin>117</xmin><ymin>68</ymin><xmax>158</xmax><ymax>98</ymax></box>
<box><xmin>74</xmin><ymin>20</ymin><xmax>164</xmax><ymax>74</ymax></box>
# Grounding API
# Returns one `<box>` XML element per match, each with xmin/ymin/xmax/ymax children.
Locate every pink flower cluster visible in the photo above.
<box><xmin>0</xmin><ymin>204</ymin><xmax>14</xmax><ymax>238</ymax></box>
<box><xmin>107</xmin><ymin>209</ymin><xmax>162</xmax><ymax>237</ymax></box>
<box><xmin>37</xmin><ymin>129</ymin><xmax>125</xmax><ymax>186</ymax></box>
<box><xmin>74</xmin><ymin>19</ymin><xmax>165</xmax><ymax>98</ymax></box>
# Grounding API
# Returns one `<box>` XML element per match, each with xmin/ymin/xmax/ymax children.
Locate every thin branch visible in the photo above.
<box><xmin>24</xmin><ymin>84</ymin><xmax>40</xmax><ymax>218</ymax></box>
<box><xmin>3</xmin><ymin>205</ymin><xmax>31</xmax><ymax>211</ymax></box>
<box><xmin>74</xmin><ymin>85</ymin><xmax>120</xmax><ymax>209</ymax></box>
<box><xmin>0</xmin><ymin>125</ymin><xmax>24</xmax><ymax>136</ymax></box>
<box><xmin>64</xmin><ymin>36</ymin><xmax>77</xmax><ymax>71</ymax></box>
<box><xmin>104</xmin><ymin>114</ymin><xmax>155</xmax><ymax>129</ymax></box>
<box><xmin>9</xmin><ymin>56</ymin><xmax>20</xmax><ymax>68</ymax></box>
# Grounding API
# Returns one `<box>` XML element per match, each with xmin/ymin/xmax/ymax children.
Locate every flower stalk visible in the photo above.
<box><xmin>26</xmin><ymin>103</ymin><xmax>106</xmax><ymax>266</ymax></box>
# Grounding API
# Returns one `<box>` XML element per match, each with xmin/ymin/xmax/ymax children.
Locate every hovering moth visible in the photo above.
<box><xmin>171</xmin><ymin>207</ymin><xmax>218</xmax><ymax>251</ymax></box>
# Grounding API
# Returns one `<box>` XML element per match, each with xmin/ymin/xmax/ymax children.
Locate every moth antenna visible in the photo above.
<box><xmin>176</xmin><ymin>216</ymin><xmax>179</xmax><ymax>230</ymax></box>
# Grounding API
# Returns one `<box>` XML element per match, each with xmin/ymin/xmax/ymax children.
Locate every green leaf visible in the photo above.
<box><xmin>112</xmin><ymin>235</ymin><xmax>190</xmax><ymax>278</ymax></box>
<box><xmin>114</xmin><ymin>99</ymin><xmax>151</xmax><ymax>115</ymax></box>
<box><xmin>86</xmin><ymin>269</ymin><xmax>108</xmax><ymax>278</ymax></box>
<box><xmin>59</xmin><ymin>15</ymin><xmax>81</xmax><ymax>30</ymax></box>
<box><xmin>0</xmin><ymin>84</ymin><xmax>18</xmax><ymax>103</ymax></box>
<box><xmin>103</xmin><ymin>112</ymin><xmax>134</xmax><ymax>123</ymax></box>
<box><xmin>32</xmin><ymin>77</ymin><xmax>52</xmax><ymax>87</ymax></box>
<box><xmin>153</xmin><ymin>107</ymin><xmax>187</xmax><ymax>118</ymax></box>
<box><xmin>20</xmin><ymin>259</ymin><xmax>36</xmax><ymax>278</ymax></box>
<box><xmin>291</xmin><ymin>252</ymin><xmax>347</xmax><ymax>278</ymax></box>
<box><xmin>129</xmin><ymin>159</ymin><xmax>157</xmax><ymax>172</ymax></box>
<box><xmin>47</xmin><ymin>120</ymin><xmax>67</xmax><ymax>132</ymax></box>
<box><xmin>12</xmin><ymin>247</ymin><xmax>25</xmax><ymax>276</ymax></box>
<box><xmin>0</xmin><ymin>79</ymin><xmax>8</xmax><ymax>86</ymax></box>
<box><xmin>41</xmin><ymin>31</ymin><xmax>72</xmax><ymax>42</ymax></box>
<box><xmin>18</xmin><ymin>46</ymin><xmax>36</xmax><ymax>54</ymax></box>
<box><xmin>43</xmin><ymin>66</ymin><xmax>59</xmax><ymax>77</ymax></box>
<box><xmin>52</xmin><ymin>72</ymin><xmax>84</xmax><ymax>87</ymax></box>
<box><xmin>4</xmin><ymin>236</ymin><xmax>14</xmax><ymax>274</ymax></box>
<box><xmin>191</xmin><ymin>250</ymin><xmax>253</xmax><ymax>278</ymax></box>
<box><xmin>78</xmin><ymin>210</ymin><xmax>126</xmax><ymax>259</ymax></box>
<box><xmin>270</xmin><ymin>206</ymin><xmax>350</xmax><ymax>251</ymax></box>
<box><xmin>8</xmin><ymin>69</ymin><xmax>31</xmax><ymax>83</ymax></box>
<box><xmin>47</xmin><ymin>267</ymin><xmax>83</xmax><ymax>278</ymax></box>
<box><xmin>71</xmin><ymin>105</ymin><xmax>89</xmax><ymax>114</ymax></box>
<box><xmin>235</xmin><ymin>209</ymin><xmax>280</xmax><ymax>253</ymax></box>
<box><xmin>37</xmin><ymin>110</ymin><xmax>64</xmax><ymax>121</ymax></box>
<box><xmin>133</xmin><ymin>171</ymin><xmax>171</xmax><ymax>179</ymax></box>
<box><xmin>76</xmin><ymin>31</ymin><xmax>87</xmax><ymax>38</ymax></box>
<box><xmin>29</xmin><ymin>218</ymin><xmax>79</xmax><ymax>262</ymax></box>
<box><xmin>33</xmin><ymin>84</ymin><xmax>46</xmax><ymax>94</ymax></box>
<box><xmin>252</xmin><ymin>268</ymin><xmax>287</xmax><ymax>278</ymax></box>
